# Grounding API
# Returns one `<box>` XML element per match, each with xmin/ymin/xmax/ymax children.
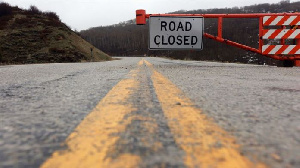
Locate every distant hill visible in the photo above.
<box><xmin>0</xmin><ymin>3</ymin><xmax>111</xmax><ymax>64</ymax></box>
<box><xmin>80</xmin><ymin>0</ymin><xmax>299</xmax><ymax>65</ymax></box>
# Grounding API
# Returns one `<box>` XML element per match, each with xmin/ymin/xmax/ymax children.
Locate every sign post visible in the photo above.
<box><xmin>149</xmin><ymin>16</ymin><xmax>204</xmax><ymax>50</ymax></box>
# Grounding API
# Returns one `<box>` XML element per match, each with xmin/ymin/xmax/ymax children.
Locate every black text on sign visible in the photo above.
<box><xmin>149</xmin><ymin>16</ymin><xmax>204</xmax><ymax>50</ymax></box>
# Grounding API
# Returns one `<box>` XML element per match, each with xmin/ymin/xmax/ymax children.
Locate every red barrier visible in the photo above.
<box><xmin>136</xmin><ymin>9</ymin><xmax>300</xmax><ymax>66</ymax></box>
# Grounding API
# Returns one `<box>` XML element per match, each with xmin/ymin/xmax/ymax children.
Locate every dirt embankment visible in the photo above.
<box><xmin>0</xmin><ymin>3</ymin><xmax>111</xmax><ymax>64</ymax></box>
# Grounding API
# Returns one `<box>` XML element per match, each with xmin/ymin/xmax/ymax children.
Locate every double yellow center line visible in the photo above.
<box><xmin>41</xmin><ymin>59</ymin><xmax>265</xmax><ymax>168</ymax></box>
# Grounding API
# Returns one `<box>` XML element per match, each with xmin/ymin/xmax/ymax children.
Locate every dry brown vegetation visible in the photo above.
<box><xmin>0</xmin><ymin>3</ymin><xmax>111</xmax><ymax>64</ymax></box>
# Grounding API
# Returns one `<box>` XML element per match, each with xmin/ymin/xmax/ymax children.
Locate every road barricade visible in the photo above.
<box><xmin>136</xmin><ymin>10</ymin><xmax>300</xmax><ymax>67</ymax></box>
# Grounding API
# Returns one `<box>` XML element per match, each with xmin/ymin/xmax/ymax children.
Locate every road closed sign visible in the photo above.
<box><xmin>149</xmin><ymin>16</ymin><xmax>204</xmax><ymax>50</ymax></box>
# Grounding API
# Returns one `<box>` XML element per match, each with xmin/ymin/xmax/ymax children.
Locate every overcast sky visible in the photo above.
<box><xmin>1</xmin><ymin>0</ymin><xmax>297</xmax><ymax>31</ymax></box>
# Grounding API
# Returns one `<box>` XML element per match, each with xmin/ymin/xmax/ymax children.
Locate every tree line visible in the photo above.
<box><xmin>80</xmin><ymin>0</ymin><xmax>299</xmax><ymax>65</ymax></box>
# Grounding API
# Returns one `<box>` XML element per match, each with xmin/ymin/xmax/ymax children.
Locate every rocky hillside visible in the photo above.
<box><xmin>0</xmin><ymin>3</ymin><xmax>111</xmax><ymax>64</ymax></box>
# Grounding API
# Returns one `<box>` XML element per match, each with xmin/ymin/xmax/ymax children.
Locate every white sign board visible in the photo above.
<box><xmin>149</xmin><ymin>16</ymin><xmax>204</xmax><ymax>50</ymax></box>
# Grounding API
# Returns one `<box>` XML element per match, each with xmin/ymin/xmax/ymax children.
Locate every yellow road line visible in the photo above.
<box><xmin>144</xmin><ymin>60</ymin><xmax>265</xmax><ymax>168</ymax></box>
<box><xmin>41</xmin><ymin>60</ymin><xmax>144</xmax><ymax>168</ymax></box>
<box><xmin>42</xmin><ymin>58</ymin><xmax>266</xmax><ymax>168</ymax></box>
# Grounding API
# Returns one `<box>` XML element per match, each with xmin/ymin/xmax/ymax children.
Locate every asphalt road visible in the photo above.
<box><xmin>0</xmin><ymin>57</ymin><xmax>299</xmax><ymax>168</ymax></box>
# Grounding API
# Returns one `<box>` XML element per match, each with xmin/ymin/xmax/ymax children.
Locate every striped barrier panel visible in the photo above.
<box><xmin>263</xmin><ymin>16</ymin><xmax>300</xmax><ymax>26</ymax></box>
<box><xmin>262</xmin><ymin>15</ymin><xmax>299</xmax><ymax>55</ymax></box>
<box><xmin>262</xmin><ymin>29</ymin><xmax>300</xmax><ymax>39</ymax></box>
<box><xmin>262</xmin><ymin>45</ymin><xmax>300</xmax><ymax>55</ymax></box>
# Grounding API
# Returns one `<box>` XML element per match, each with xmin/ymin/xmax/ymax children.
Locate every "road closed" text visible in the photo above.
<box><xmin>154</xmin><ymin>21</ymin><xmax>198</xmax><ymax>46</ymax></box>
<box><xmin>149</xmin><ymin>16</ymin><xmax>203</xmax><ymax>50</ymax></box>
